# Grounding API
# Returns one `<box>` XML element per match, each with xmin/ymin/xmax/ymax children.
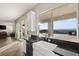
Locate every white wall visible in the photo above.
<box><xmin>0</xmin><ymin>21</ymin><xmax>15</xmax><ymax>34</ymax></box>
<box><xmin>7</xmin><ymin>25</ymin><xmax>15</xmax><ymax>33</ymax></box>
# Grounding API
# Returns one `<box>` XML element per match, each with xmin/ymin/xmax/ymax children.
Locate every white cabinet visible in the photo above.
<box><xmin>27</xmin><ymin>11</ymin><xmax>36</xmax><ymax>32</ymax></box>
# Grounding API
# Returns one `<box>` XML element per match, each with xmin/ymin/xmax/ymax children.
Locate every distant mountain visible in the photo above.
<box><xmin>40</xmin><ymin>29</ymin><xmax>76</xmax><ymax>34</ymax></box>
<box><xmin>54</xmin><ymin>29</ymin><xmax>76</xmax><ymax>34</ymax></box>
<box><xmin>40</xmin><ymin>30</ymin><xmax>48</xmax><ymax>33</ymax></box>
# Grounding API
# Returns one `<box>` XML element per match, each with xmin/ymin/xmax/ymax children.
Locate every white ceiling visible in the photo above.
<box><xmin>0</xmin><ymin>3</ymin><xmax>37</xmax><ymax>22</ymax></box>
<box><xmin>0</xmin><ymin>3</ymin><xmax>76</xmax><ymax>23</ymax></box>
<box><xmin>39</xmin><ymin>3</ymin><xmax>76</xmax><ymax>22</ymax></box>
<box><xmin>33</xmin><ymin>3</ymin><xmax>63</xmax><ymax>14</ymax></box>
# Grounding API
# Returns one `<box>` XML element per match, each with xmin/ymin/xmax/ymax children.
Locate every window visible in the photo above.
<box><xmin>39</xmin><ymin>23</ymin><xmax>48</xmax><ymax>37</ymax></box>
<box><xmin>53</xmin><ymin>18</ymin><xmax>77</xmax><ymax>42</ymax></box>
<box><xmin>54</xmin><ymin>18</ymin><xmax>77</xmax><ymax>30</ymax></box>
<box><xmin>53</xmin><ymin>18</ymin><xmax>77</xmax><ymax>36</ymax></box>
<box><xmin>39</xmin><ymin>23</ymin><xmax>48</xmax><ymax>30</ymax></box>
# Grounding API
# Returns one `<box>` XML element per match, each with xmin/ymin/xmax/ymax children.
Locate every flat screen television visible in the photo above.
<box><xmin>0</xmin><ymin>25</ymin><xmax>6</xmax><ymax>30</ymax></box>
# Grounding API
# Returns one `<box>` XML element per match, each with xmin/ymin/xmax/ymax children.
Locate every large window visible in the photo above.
<box><xmin>53</xmin><ymin>18</ymin><xmax>77</xmax><ymax>36</ymax></box>
<box><xmin>40</xmin><ymin>23</ymin><xmax>48</xmax><ymax>30</ymax></box>
<box><xmin>54</xmin><ymin>18</ymin><xmax>77</xmax><ymax>30</ymax></box>
<box><xmin>39</xmin><ymin>23</ymin><xmax>48</xmax><ymax>37</ymax></box>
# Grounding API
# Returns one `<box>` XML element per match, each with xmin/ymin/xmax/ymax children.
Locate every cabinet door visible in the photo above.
<box><xmin>27</xmin><ymin>11</ymin><xmax>36</xmax><ymax>32</ymax></box>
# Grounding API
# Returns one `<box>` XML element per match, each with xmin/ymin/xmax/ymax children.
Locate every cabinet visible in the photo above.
<box><xmin>27</xmin><ymin>11</ymin><xmax>36</xmax><ymax>32</ymax></box>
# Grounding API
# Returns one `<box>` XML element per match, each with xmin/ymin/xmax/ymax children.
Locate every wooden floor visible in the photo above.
<box><xmin>0</xmin><ymin>37</ymin><xmax>16</xmax><ymax>48</ymax></box>
<box><xmin>0</xmin><ymin>37</ymin><xmax>23</xmax><ymax>56</ymax></box>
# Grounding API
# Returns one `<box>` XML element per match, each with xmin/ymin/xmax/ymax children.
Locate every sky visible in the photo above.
<box><xmin>40</xmin><ymin>18</ymin><xmax>77</xmax><ymax>30</ymax></box>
